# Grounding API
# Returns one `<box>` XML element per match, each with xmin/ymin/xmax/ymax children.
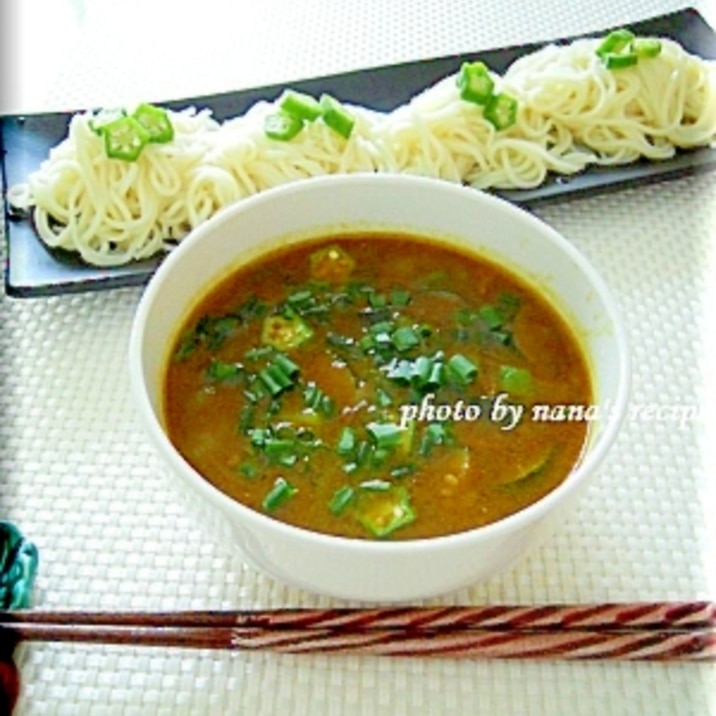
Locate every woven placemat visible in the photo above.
<box><xmin>2</xmin><ymin>0</ymin><xmax>715</xmax><ymax>713</ymax></box>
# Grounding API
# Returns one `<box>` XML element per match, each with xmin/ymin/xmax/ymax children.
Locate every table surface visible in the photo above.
<box><xmin>2</xmin><ymin>0</ymin><xmax>715</xmax><ymax>714</ymax></box>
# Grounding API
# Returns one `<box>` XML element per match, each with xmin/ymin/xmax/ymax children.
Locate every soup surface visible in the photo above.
<box><xmin>164</xmin><ymin>233</ymin><xmax>592</xmax><ymax>540</ymax></box>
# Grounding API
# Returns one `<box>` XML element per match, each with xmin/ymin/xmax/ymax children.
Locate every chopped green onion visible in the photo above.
<box><xmin>455</xmin><ymin>308</ymin><xmax>474</xmax><ymax>326</ymax></box>
<box><xmin>320</xmin><ymin>394</ymin><xmax>336</xmax><ymax>417</ymax></box>
<box><xmin>259</xmin><ymin>363</ymin><xmax>293</xmax><ymax>397</ymax></box>
<box><xmin>267</xmin><ymin>397</ymin><xmax>283</xmax><ymax>417</ymax></box>
<box><xmin>264</xmin><ymin>111</ymin><xmax>304</xmax><ymax>141</ymax></box>
<box><xmin>237</xmin><ymin>295</ymin><xmax>267</xmax><ymax>322</ymax></box>
<box><xmin>373</xmin><ymin>330</ymin><xmax>392</xmax><ymax>347</ymax></box>
<box><xmin>243</xmin><ymin>384</ymin><xmax>265</xmax><ymax>404</ymax></box>
<box><xmin>419</xmin><ymin>422</ymin><xmax>448</xmax><ymax>457</ymax></box>
<box><xmin>375</xmin><ymin>387</ymin><xmax>393</xmax><ymax>407</ymax></box>
<box><xmin>262</xmin><ymin>477</ymin><xmax>297</xmax><ymax>512</ymax></box>
<box><xmin>278</xmin><ymin>90</ymin><xmax>323</xmax><ymax>121</ymax></box>
<box><xmin>357</xmin><ymin>440</ymin><xmax>372</xmax><ymax>461</ymax></box>
<box><xmin>203</xmin><ymin>316</ymin><xmax>241</xmax><ymax>349</ymax></box>
<box><xmin>391</xmin><ymin>326</ymin><xmax>421</xmax><ymax>352</ymax></box>
<box><xmin>489</xmin><ymin>330</ymin><xmax>512</xmax><ymax>347</ymax></box>
<box><xmin>206</xmin><ymin>359</ymin><xmax>243</xmax><ymax>382</ymax></box>
<box><xmin>425</xmin><ymin>422</ymin><xmax>447</xmax><ymax>443</ymax></box>
<box><xmin>329</xmin><ymin>485</ymin><xmax>355</xmax><ymax>515</ymax></box>
<box><xmin>295</xmin><ymin>427</ymin><xmax>317</xmax><ymax>445</ymax></box>
<box><xmin>303</xmin><ymin>381</ymin><xmax>334</xmax><ymax>416</ymax></box>
<box><xmin>238</xmin><ymin>404</ymin><xmax>254</xmax><ymax>433</ymax></box>
<box><xmin>359</xmin><ymin>479</ymin><xmax>392</xmax><ymax>491</ymax></box>
<box><xmin>478</xmin><ymin>304</ymin><xmax>503</xmax><ymax>330</ymax></box>
<box><xmin>263</xmin><ymin>437</ymin><xmax>296</xmax><ymax>455</ymax></box>
<box><xmin>303</xmin><ymin>381</ymin><xmax>323</xmax><ymax>409</ymax></box>
<box><xmin>297</xmin><ymin>302</ymin><xmax>329</xmax><ymax>317</ymax></box>
<box><xmin>483</xmin><ymin>92</ymin><xmax>519</xmax><ymax>130</ymax></box>
<box><xmin>336</xmin><ymin>426</ymin><xmax>356</xmax><ymax>455</ymax></box>
<box><xmin>366</xmin><ymin>422</ymin><xmax>404</xmax><ymax>450</ymax></box>
<box><xmin>370</xmin><ymin>447</ymin><xmax>391</xmax><ymax>467</ymax></box>
<box><xmin>410</xmin><ymin>355</ymin><xmax>433</xmax><ymax>386</ymax></box>
<box><xmin>390</xmin><ymin>289</ymin><xmax>411</xmax><ymax>307</ymax></box>
<box><xmin>286</xmin><ymin>288</ymin><xmax>314</xmax><ymax>307</ymax></box>
<box><xmin>456</xmin><ymin>61</ymin><xmax>495</xmax><ymax>105</ymax></box>
<box><xmin>359</xmin><ymin>334</ymin><xmax>376</xmax><ymax>353</ymax></box>
<box><xmin>446</xmin><ymin>353</ymin><xmax>478</xmax><ymax>385</ymax></box>
<box><xmin>369</xmin><ymin>320</ymin><xmax>395</xmax><ymax>336</ymax></box>
<box><xmin>427</xmin><ymin>360</ymin><xmax>446</xmax><ymax>388</ymax></box>
<box><xmin>319</xmin><ymin>94</ymin><xmax>355</xmax><ymax>139</ymax></box>
<box><xmin>248</xmin><ymin>427</ymin><xmax>271</xmax><ymax>447</ymax></box>
<box><xmin>326</xmin><ymin>332</ymin><xmax>355</xmax><ymax>350</ymax></box>
<box><xmin>258</xmin><ymin>361</ymin><xmax>295</xmax><ymax>397</ymax></box>
<box><xmin>390</xmin><ymin>464</ymin><xmax>415</xmax><ymax>479</ymax></box>
<box><xmin>343</xmin><ymin>439</ymin><xmax>373</xmax><ymax>474</ymax></box>
<box><xmin>264</xmin><ymin>438</ymin><xmax>299</xmax><ymax>467</ymax></box>
<box><xmin>243</xmin><ymin>345</ymin><xmax>274</xmax><ymax>361</ymax></box>
<box><xmin>276</xmin><ymin>453</ymin><xmax>298</xmax><ymax>467</ymax></box>
<box><xmin>368</xmin><ymin>291</ymin><xmax>387</xmax><ymax>308</ymax></box>
<box><xmin>384</xmin><ymin>358</ymin><xmax>412</xmax><ymax>383</ymax></box>
<box><xmin>272</xmin><ymin>352</ymin><xmax>300</xmax><ymax>379</ymax></box>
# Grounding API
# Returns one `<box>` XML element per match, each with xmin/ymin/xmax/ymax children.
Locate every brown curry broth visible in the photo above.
<box><xmin>163</xmin><ymin>233</ymin><xmax>592</xmax><ymax>540</ymax></box>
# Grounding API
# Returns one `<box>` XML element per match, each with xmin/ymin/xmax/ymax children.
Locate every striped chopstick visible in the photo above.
<box><xmin>1</xmin><ymin>602</ymin><xmax>714</xmax><ymax>662</ymax></box>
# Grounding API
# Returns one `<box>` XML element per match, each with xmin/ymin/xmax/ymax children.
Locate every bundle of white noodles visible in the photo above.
<box><xmin>9</xmin><ymin>35</ymin><xmax>716</xmax><ymax>266</ymax></box>
<box><xmin>188</xmin><ymin>101</ymin><xmax>382</xmax><ymax>225</ymax></box>
<box><xmin>372</xmin><ymin>73</ymin><xmax>594</xmax><ymax>189</ymax></box>
<box><xmin>501</xmin><ymin>37</ymin><xmax>716</xmax><ymax>164</ymax></box>
<box><xmin>8</xmin><ymin>108</ymin><xmax>221</xmax><ymax>265</ymax></box>
<box><xmin>374</xmin><ymin>36</ymin><xmax>716</xmax><ymax>186</ymax></box>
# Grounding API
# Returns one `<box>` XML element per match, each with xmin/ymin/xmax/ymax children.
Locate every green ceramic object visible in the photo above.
<box><xmin>0</xmin><ymin>521</ymin><xmax>39</xmax><ymax>610</ymax></box>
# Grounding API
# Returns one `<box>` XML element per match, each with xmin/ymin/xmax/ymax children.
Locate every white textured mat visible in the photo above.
<box><xmin>2</xmin><ymin>1</ymin><xmax>715</xmax><ymax>714</ymax></box>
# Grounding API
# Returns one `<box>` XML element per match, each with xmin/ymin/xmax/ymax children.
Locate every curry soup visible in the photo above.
<box><xmin>163</xmin><ymin>233</ymin><xmax>592</xmax><ymax>540</ymax></box>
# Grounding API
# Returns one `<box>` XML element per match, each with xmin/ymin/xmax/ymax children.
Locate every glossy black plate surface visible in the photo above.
<box><xmin>2</xmin><ymin>8</ymin><xmax>715</xmax><ymax>297</ymax></box>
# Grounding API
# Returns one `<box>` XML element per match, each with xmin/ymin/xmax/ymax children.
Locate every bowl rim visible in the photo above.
<box><xmin>129</xmin><ymin>173</ymin><xmax>631</xmax><ymax>554</ymax></box>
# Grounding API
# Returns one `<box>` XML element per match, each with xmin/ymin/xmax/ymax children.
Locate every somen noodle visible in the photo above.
<box><xmin>8</xmin><ymin>34</ymin><xmax>716</xmax><ymax>266</ymax></box>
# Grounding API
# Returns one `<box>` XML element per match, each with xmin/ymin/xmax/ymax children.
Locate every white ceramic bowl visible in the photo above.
<box><xmin>129</xmin><ymin>173</ymin><xmax>630</xmax><ymax>602</ymax></box>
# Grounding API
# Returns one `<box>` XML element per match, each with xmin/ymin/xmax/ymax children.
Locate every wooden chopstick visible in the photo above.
<box><xmin>2</xmin><ymin>602</ymin><xmax>714</xmax><ymax>662</ymax></box>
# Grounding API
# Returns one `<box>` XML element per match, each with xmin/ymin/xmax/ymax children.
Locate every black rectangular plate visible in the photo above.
<box><xmin>2</xmin><ymin>8</ymin><xmax>715</xmax><ymax>297</ymax></box>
